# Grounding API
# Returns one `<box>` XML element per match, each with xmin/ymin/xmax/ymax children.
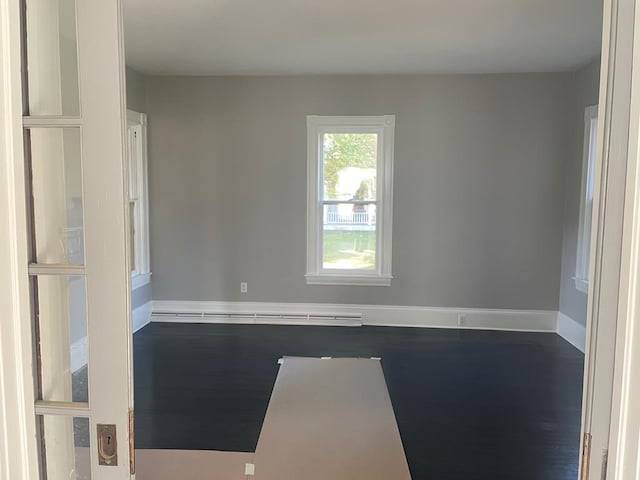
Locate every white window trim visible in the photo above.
<box><xmin>305</xmin><ymin>115</ymin><xmax>395</xmax><ymax>286</ymax></box>
<box><xmin>127</xmin><ymin>109</ymin><xmax>151</xmax><ymax>289</ymax></box>
<box><xmin>132</xmin><ymin>271</ymin><xmax>151</xmax><ymax>290</ymax></box>
<box><xmin>574</xmin><ymin>105</ymin><xmax>598</xmax><ymax>293</ymax></box>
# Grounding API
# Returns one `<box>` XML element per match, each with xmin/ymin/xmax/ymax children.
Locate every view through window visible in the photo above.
<box><xmin>306</xmin><ymin>116</ymin><xmax>394</xmax><ymax>286</ymax></box>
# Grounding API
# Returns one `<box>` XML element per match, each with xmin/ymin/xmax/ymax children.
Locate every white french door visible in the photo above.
<box><xmin>579</xmin><ymin>0</ymin><xmax>640</xmax><ymax>479</ymax></box>
<box><xmin>20</xmin><ymin>0</ymin><xmax>133</xmax><ymax>479</ymax></box>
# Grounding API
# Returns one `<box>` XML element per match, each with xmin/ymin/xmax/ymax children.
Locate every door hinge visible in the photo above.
<box><xmin>129</xmin><ymin>408</ymin><xmax>135</xmax><ymax>475</ymax></box>
<box><xmin>581</xmin><ymin>432</ymin><xmax>592</xmax><ymax>480</ymax></box>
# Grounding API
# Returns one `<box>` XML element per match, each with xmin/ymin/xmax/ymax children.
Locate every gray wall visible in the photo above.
<box><xmin>126</xmin><ymin>66</ymin><xmax>147</xmax><ymax>113</ymax></box>
<box><xmin>559</xmin><ymin>59</ymin><xmax>601</xmax><ymax>325</ymax></box>
<box><xmin>125</xmin><ymin>66</ymin><xmax>152</xmax><ymax>309</ymax></box>
<box><xmin>145</xmin><ymin>74</ymin><xmax>574</xmax><ymax>310</ymax></box>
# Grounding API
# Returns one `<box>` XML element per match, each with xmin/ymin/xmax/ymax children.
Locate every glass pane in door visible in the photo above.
<box><xmin>34</xmin><ymin>275</ymin><xmax>88</xmax><ymax>403</ymax></box>
<box><xmin>25</xmin><ymin>0</ymin><xmax>80</xmax><ymax>116</ymax></box>
<box><xmin>29</xmin><ymin>127</ymin><xmax>84</xmax><ymax>264</ymax></box>
<box><xmin>38</xmin><ymin>415</ymin><xmax>91</xmax><ymax>480</ymax></box>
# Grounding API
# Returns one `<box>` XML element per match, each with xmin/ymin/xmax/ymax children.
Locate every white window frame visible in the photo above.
<box><xmin>127</xmin><ymin>110</ymin><xmax>151</xmax><ymax>289</ymax></box>
<box><xmin>575</xmin><ymin>105</ymin><xmax>598</xmax><ymax>293</ymax></box>
<box><xmin>305</xmin><ymin>115</ymin><xmax>395</xmax><ymax>286</ymax></box>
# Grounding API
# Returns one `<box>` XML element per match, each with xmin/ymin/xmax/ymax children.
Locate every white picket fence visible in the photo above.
<box><xmin>325</xmin><ymin>211</ymin><xmax>376</xmax><ymax>226</ymax></box>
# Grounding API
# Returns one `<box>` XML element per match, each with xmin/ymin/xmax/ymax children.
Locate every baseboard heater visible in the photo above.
<box><xmin>151</xmin><ymin>311</ymin><xmax>363</xmax><ymax>327</ymax></box>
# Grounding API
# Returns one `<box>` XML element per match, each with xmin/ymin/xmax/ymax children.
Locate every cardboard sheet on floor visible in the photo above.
<box><xmin>252</xmin><ymin>356</ymin><xmax>411</xmax><ymax>480</ymax></box>
<box><xmin>134</xmin><ymin>357</ymin><xmax>410</xmax><ymax>480</ymax></box>
<box><xmin>135</xmin><ymin>449</ymin><xmax>252</xmax><ymax>480</ymax></box>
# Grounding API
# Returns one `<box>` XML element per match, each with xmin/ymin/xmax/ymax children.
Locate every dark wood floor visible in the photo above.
<box><xmin>133</xmin><ymin>323</ymin><xmax>584</xmax><ymax>480</ymax></box>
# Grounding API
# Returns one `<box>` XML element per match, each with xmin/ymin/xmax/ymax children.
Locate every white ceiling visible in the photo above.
<box><xmin>124</xmin><ymin>0</ymin><xmax>603</xmax><ymax>76</ymax></box>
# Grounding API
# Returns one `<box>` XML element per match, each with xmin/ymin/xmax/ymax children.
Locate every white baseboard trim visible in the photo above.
<box><xmin>556</xmin><ymin>312</ymin><xmax>586</xmax><ymax>353</ymax></box>
<box><xmin>151</xmin><ymin>300</ymin><xmax>558</xmax><ymax>332</ymax></box>
<box><xmin>133</xmin><ymin>301</ymin><xmax>153</xmax><ymax>333</ymax></box>
<box><xmin>70</xmin><ymin>302</ymin><xmax>152</xmax><ymax>372</ymax></box>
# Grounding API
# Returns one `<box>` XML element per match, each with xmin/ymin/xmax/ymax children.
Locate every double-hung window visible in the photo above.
<box><xmin>127</xmin><ymin>110</ymin><xmax>151</xmax><ymax>289</ymax></box>
<box><xmin>575</xmin><ymin>105</ymin><xmax>598</xmax><ymax>293</ymax></box>
<box><xmin>306</xmin><ymin>115</ymin><xmax>395</xmax><ymax>286</ymax></box>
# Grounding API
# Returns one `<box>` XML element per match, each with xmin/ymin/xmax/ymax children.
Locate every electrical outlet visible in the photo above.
<box><xmin>240</xmin><ymin>282</ymin><xmax>248</xmax><ymax>293</ymax></box>
<box><xmin>457</xmin><ymin>314</ymin><xmax>466</xmax><ymax>326</ymax></box>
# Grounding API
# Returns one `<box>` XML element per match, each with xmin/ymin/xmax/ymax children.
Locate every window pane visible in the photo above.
<box><xmin>38</xmin><ymin>415</ymin><xmax>91</xmax><ymax>480</ymax></box>
<box><xmin>25</xmin><ymin>0</ymin><xmax>80</xmax><ymax>116</ymax></box>
<box><xmin>129</xmin><ymin>201</ymin><xmax>137</xmax><ymax>272</ymax></box>
<box><xmin>35</xmin><ymin>275</ymin><xmax>88</xmax><ymax>403</ymax></box>
<box><xmin>322</xmin><ymin>133</ymin><xmax>377</xmax><ymax>200</ymax></box>
<box><xmin>586</xmin><ymin>117</ymin><xmax>598</xmax><ymax>201</ymax></box>
<box><xmin>583</xmin><ymin>115</ymin><xmax>597</xmax><ymax>280</ymax></box>
<box><xmin>322</xmin><ymin>204</ymin><xmax>376</xmax><ymax>270</ymax></box>
<box><xmin>30</xmin><ymin>128</ymin><xmax>84</xmax><ymax>264</ymax></box>
<box><xmin>127</xmin><ymin>125</ymin><xmax>139</xmax><ymax>197</ymax></box>
<box><xmin>584</xmin><ymin>213</ymin><xmax>592</xmax><ymax>279</ymax></box>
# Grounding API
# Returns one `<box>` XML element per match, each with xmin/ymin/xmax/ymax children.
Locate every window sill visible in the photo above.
<box><xmin>574</xmin><ymin>277</ymin><xmax>589</xmax><ymax>294</ymax></box>
<box><xmin>132</xmin><ymin>272</ymin><xmax>152</xmax><ymax>290</ymax></box>
<box><xmin>305</xmin><ymin>273</ymin><xmax>392</xmax><ymax>286</ymax></box>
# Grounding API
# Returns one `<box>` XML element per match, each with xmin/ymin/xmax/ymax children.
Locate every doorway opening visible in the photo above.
<box><xmin>121</xmin><ymin>2</ymin><xmax>604</xmax><ymax>479</ymax></box>
<box><xmin>8</xmin><ymin>0</ymin><xmax>616</xmax><ymax>478</ymax></box>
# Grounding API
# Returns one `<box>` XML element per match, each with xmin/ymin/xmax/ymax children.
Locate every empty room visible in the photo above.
<box><xmin>10</xmin><ymin>0</ymin><xmax>630</xmax><ymax>479</ymax></box>
<box><xmin>120</xmin><ymin>1</ymin><xmax>603</xmax><ymax>478</ymax></box>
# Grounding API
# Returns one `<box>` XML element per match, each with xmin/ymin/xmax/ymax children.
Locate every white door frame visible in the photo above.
<box><xmin>579</xmin><ymin>0</ymin><xmax>640</xmax><ymax>478</ymax></box>
<box><xmin>605</xmin><ymin>1</ymin><xmax>640</xmax><ymax>477</ymax></box>
<box><xmin>0</xmin><ymin>0</ymin><xmax>41</xmax><ymax>477</ymax></box>
<box><xmin>579</xmin><ymin>0</ymin><xmax>633</xmax><ymax>477</ymax></box>
<box><xmin>2</xmin><ymin>1</ymin><xmax>640</xmax><ymax>480</ymax></box>
<box><xmin>1</xmin><ymin>0</ymin><xmax>134</xmax><ymax>478</ymax></box>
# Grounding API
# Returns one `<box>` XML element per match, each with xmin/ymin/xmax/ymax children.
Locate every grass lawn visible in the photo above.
<box><xmin>322</xmin><ymin>230</ymin><xmax>376</xmax><ymax>269</ymax></box>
